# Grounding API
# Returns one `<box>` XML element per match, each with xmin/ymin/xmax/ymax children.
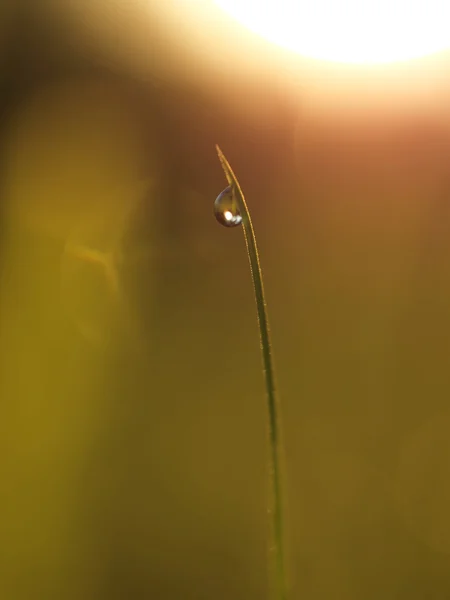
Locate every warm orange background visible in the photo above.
<box><xmin>2</xmin><ymin>2</ymin><xmax>450</xmax><ymax>599</ymax></box>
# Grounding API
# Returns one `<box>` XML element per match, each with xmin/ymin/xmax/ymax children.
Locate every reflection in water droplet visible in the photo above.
<box><xmin>214</xmin><ymin>185</ymin><xmax>242</xmax><ymax>228</ymax></box>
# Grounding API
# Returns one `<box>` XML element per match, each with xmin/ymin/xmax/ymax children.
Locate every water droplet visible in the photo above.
<box><xmin>214</xmin><ymin>185</ymin><xmax>242</xmax><ymax>228</ymax></box>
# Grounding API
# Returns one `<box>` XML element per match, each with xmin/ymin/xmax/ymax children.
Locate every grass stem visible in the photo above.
<box><xmin>216</xmin><ymin>145</ymin><xmax>287</xmax><ymax>600</ymax></box>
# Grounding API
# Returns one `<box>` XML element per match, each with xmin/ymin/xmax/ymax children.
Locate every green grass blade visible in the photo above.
<box><xmin>216</xmin><ymin>145</ymin><xmax>288</xmax><ymax>600</ymax></box>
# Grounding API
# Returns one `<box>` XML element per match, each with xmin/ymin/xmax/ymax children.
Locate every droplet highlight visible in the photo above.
<box><xmin>214</xmin><ymin>185</ymin><xmax>242</xmax><ymax>228</ymax></box>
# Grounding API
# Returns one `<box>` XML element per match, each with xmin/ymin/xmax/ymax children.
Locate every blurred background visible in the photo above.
<box><xmin>2</xmin><ymin>1</ymin><xmax>450</xmax><ymax>599</ymax></box>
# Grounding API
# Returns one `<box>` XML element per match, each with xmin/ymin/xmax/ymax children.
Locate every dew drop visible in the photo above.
<box><xmin>214</xmin><ymin>185</ymin><xmax>242</xmax><ymax>228</ymax></box>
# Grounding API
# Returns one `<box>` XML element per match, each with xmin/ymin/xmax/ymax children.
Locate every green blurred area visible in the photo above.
<box><xmin>1</xmin><ymin>3</ymin><xmax>450</xmax><ymax>600</ymax></box>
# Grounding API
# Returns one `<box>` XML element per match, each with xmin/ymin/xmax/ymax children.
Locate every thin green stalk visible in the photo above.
<box><xmin>216</xmin><ymin>145</ymin><xmax>287</xmax><ymax>600</ymax></box>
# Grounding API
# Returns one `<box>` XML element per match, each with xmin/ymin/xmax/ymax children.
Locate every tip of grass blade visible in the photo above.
<box><xmin>215</xmin><ymin>145</ymin><xmax>248</xmax><ymax>211</ymax></box>
<box><xmin>216</xmin><ymin>144</ymin><xmax>234</xmax><ymax>187</ymax></box>
<box><xmin>215</xmin><ymin>144</ymin><xmax>224</xmax><ymax>162</ymax></box>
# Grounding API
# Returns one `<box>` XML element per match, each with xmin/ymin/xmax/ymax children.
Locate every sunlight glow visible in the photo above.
<box><xmin>213</xmin><ymin>0</ymin><xmax>450</xmax><ymax>64</ymax></box>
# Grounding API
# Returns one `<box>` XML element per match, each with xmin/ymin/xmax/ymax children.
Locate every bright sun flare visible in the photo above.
<box><xmin>213</xmin><ymin>0</ymin><xmax>450</xmax><ymax>64</ymax></box>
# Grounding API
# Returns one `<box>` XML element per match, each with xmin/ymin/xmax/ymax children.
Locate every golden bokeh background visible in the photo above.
<box><xmin>2</xmin><ymin>2</ymin><xmax>450</xmax><ymax>599</ymax></box>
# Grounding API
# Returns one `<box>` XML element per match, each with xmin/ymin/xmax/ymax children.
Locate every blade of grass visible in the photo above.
<box><xmin>216</xmin><ymin>145</ymin><xmax>288</xmax><ymax>600</ymax></box>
